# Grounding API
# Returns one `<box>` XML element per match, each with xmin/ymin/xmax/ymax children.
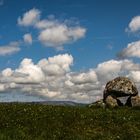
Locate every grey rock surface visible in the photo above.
<box><xmin>103</xmin><ymin>77</ymin><xmax>138</xmax><ymax>107</ymax></box>
<box><xmin>104</xmin><ymin>77</ymin><xmax>138</xmax><ymax>99</ymax></box>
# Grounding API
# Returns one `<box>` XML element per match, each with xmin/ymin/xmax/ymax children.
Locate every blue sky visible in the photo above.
<box><xmin>0</xmin><ymin>0</ymin><xmax>140</xmax><ymax>102</ymax></box>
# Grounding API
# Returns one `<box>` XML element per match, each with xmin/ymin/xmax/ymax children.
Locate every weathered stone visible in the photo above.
<box><xmin>105</xmin><ymin>95</ymin><xmax>118</xmax><ymax>108</ymax></box>
<box><xmin>103</xmin><ymin>77</ymin><xmax>138</xmax><ymax>102</ymax></box>
<box><xmin>89</xmin><ymin>99</ymin><xmax>106</xmax><ymax>108</ymax></box>
<box><xmin>131</xmin><ymin>95</ymin><xmax>140</xmax><ymax>107</ymax></box>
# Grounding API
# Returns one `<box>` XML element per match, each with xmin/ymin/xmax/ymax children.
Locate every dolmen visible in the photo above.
<box><xmin>103</xmin><ymin>77</ymin><xmax>140</xmax><ymax>107</ymax></box>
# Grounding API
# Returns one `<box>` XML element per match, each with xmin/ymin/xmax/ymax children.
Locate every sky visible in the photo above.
<box><xmin>0</xmin><ymin>0</ymin><xmax>140</xmax><ymax>103</ymax></box>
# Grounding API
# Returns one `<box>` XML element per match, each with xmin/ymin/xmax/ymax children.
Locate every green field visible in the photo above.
<box><xmin>0</xmin><ymin>103</ymin><xmax>139</xmax><ymax>140</ymax></box>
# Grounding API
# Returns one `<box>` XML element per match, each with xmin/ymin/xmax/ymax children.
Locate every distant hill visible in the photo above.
<box><xmin>0</xmin><ymin>101</ymin><xmax>87</xmax><ymax>106</ymax></box>
<box><xmin>32</xmin><ymin>101</ymin><xmax>87</xmax><ymax>106</ymax></box>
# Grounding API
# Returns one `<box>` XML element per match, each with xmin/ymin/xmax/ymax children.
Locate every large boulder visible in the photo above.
<box><xmin>104</xmin><ymin>77</ymin><xmax>138</xmax><ymax>100</ymax></box>
<box><xmin>103</xmin><ymin>77</ymin><xmax>138</xmax><ymax>106</ymax></box>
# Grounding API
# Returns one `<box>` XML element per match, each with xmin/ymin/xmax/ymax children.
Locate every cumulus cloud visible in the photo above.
<box><xmin>128</xmin><ymin>71</ymin><xmax>140</xmax><ymax>83</ymax></box>
<box><xmin>38</xmin><ymin>54</ymin><xmax>73</xmax><ymax>76</ymax></box>
<box><xmin>38</xmin><ymin>23</ymin><xmax>86</xmax><ymax>48</ymax></box>
<box><xmin>0</xmin><ymin>54</ymin><xmax>140</xmax><ymax>103</ymax></box>
<box><xmin>18</xmin><ymin>8</ymin><xmax>86</xmax><ymax>49</ymax></box>
<box><xmin>126</xmin><ymin>16</ymin><xmax>140</xmax><ymax>33</ymax></box>
<box><xmin>23</xmin><ymin>33</ymin><xmax>32</xmax><ymax>45</ymax></box>
<box><xmin>18</xmin><ymin>8</ymin><xmax>40</xmax><ymax>26</ymax></box>
<box><xmin>119</xmin><ymin>16</ymin><xmax>140</xmax><ymax>58</ymax></box>
<box><xmin>15</xmin><ymin>58</ymin><xmax>45</xmax><ymax>83</ymax></box>
<box><xmin>0</xmin><ymin>41</ymin><xmax>20</xmax><ymax>56</ymax></box>
<box><xmin>96</xmin><ymin>59</ymin><xmax>140</xmax><ymax>82</ymax></box>
<box><xmin>2</xmin><ymin>68</ymin><xmax>13</xmax><ymax>77</ymax></box>
<box><xmin>35</xmin><ymin>19</ymin><xmax>58</xmax><ymax>29</ymax></box>
<box><xmin>69</xmin><ymin>70</ymin><xmax>98</xmax><ymax>85</ymax></box>
<box><xmin>118</xmin><ymin>40</ymin><xmax>140</xmax><ymax>58</ymax></box>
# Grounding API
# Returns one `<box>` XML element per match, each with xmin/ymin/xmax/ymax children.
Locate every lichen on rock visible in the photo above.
<box><xmin>103</xmin><ymin>77</ymin><xmax>139</xmax><ymax>107</ymax></box>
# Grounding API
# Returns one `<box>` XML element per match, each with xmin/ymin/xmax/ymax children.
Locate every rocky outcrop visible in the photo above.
<box><xmin>103</xmin><ymin>77</ymin><xmax>138</xmax><ymax>107</ymax></box>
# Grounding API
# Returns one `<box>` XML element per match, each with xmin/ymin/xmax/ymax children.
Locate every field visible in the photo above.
<box><xmin>0</xmin><ymin>103</ymin><xmax>139</xmax><ymax>140</ymax></box>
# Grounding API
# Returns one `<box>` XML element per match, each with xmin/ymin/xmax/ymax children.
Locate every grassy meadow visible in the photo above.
<box><xmin>0</xmin><ymin>103</ymin><xmax>139</xmax><ymax>140</ymax></box>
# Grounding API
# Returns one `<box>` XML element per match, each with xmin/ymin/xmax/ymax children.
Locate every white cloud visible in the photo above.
<box><xmin>128</xmin><ymin>71</ymin><xmax>140</xmax><ymax>83</ymax></box>
<box><xmin>68</xmin><ymin>27</ymin><xmax>86</xmax><ymax>40</ymax></box>
<box><xmin>0</xmin><ymin>41</ymin><xmax>20</xmax><ymax>56</ymax></box>
<box><xmin>35</xmin><ymin>19</ymin><xmax>58</xmax><ymax>29</ymax></box>
<box><xmin>38</xmin><ymin>54</ymin><xmax>73</xmax><ymax>75</ymax></box>
<box><xmin>15</xmin><ymin>58</ymin><xmax>45</xmax><ymax>83</ymax></box>
<box><xmin>95</xmin><ymin>60</ymin><xmax>122</xmax><ymax>82</ymax></box>
<box><xmin>96</xmin><ymin>59</ymin><xmax>140</xmax><ymax>83</ymax></box>
<box><xmin>18</xmin><ymin>8</ymin><xmax>86</xmax><ymax>49</ymax></box>
<box><xmin>118</xmin><ymin>40</ymin><xmax>140</xmax><ymax>58</ymax></box>
<box><xmin>126</xmin><ymin>16</ymin><xmax>140</xmax><ymax>33</ymax></box>
<box><xmin>69</xmin><ymin>70</ymin><xmax>98</xmax><ymax>85</ymax></box>
<box><xmin>38</xmin><ymin>24</ymin><xmax>86</xmax><ymax>49</ymax></box>
<box><xmin>1</xmin><ymin>54</ymin><xmax>140</xmax><ymax>103</ymax></box>
<box><xmin>0</xmin><ymin>54</ymin><xmax>98</xmax><ymax>103</ymax></box>
<box><xmin>23</xmin><ymin>33</ymin><xmax>32</xmax><ymax>45</ymax></box>
<box><xmin>0</xmin><ymin>84</ymin><xmax>6</xmax><ymax>92</ymax></box>
<box><xmin>18</xmin><ymin>8</ymin><xmax>40</xmax><ymax>26</ymax></box>
<box><xmin>2</xmin><ymin>68</ymin><xmax>13</xmax><ymax>77</ymax></box>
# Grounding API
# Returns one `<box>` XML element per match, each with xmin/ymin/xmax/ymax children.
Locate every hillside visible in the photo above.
<box><xmin>0</xmin><ymin>103</ymin><xmax>139</xmax><ymax>140</ymax></box>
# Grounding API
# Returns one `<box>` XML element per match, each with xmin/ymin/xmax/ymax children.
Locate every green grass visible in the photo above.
<box><xmin>0</xmin><ymin>103</ymin><xmax>139</xmax><ymax>140</ymax></box>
